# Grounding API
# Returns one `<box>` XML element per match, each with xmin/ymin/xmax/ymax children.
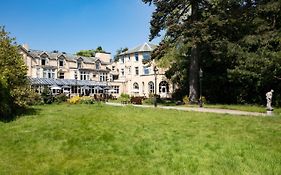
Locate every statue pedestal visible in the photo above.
<box><xmin>266</xmin><ymin>110</ymin><xmax>273</xmax><ymax>116</ymax></box>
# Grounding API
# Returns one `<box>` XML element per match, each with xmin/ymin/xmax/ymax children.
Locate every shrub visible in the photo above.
<box><xmin>183</xmin><ymin>95</ymin><xmax>189</xmax><ymax>104</ymax></box>
<box><xmin>0</xmin><ymin>78</ymin><xmax>11</xmax><ymax>120</ymax></box>
<box><xmin>119</xmin><ymin>93</ymin><xmax>130</xmax><ymax>102</ymax></box>
<box><xmin>143</xmin><ymin>98</ymin><xmax>154</xmax><ymax>105</ymax></box>
<box><xmin>143</xmin><ymin>96</ymin><xmax>162</xmax><ymax>105</ymax></box>
<box><xmin>79</xmin><ymin>96</ymin><xmax>95</xmax><ymax>104</ymax></box>
<box><xmin>201</xmin><ymin>96</ymin><xmax>207</xmax><ymax>104</ymax></box>
<box><xmin>54</xmin><ymin>93</ymin><xmax>68</xmax><ymax>104</ymax></box>
<box><xmin>25</xmin><ymin>88</ymin><xmax>42</xmax><ymax>105</ymax></box>
<box><xmin>41</xmin><ymin>87</ymin><xmax>53</xmax><ymax>104</ymax></box>
<box><xmin>68</xmin><ymin>96</ymin><xmax>80</xmax><ymax>104</ymax></box>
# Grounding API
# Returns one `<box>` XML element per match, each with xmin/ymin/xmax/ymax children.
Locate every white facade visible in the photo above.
<box><xmin>110</xmin><ymin>43</ymin><xmax>173</xmax><ymax>98</ymax></box>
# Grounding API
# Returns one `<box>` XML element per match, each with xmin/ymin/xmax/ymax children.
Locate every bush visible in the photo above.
<box><xmin>143</xmin><ymin>98</ymin><xmax>154</xmax><ymax>105</ymax></box>
<box><xmin>119</xmin><ymin>93</ymin><xmax>130</xmax><ymax>102</ymax></box>
<box><xmin>143</xmin><ymin>96</ymin><xmax>162</xmax><ymax>105</ymax></box>
<box><xmin>24</xmin><ymin>88</ymin><xmax>42</xmax><ymax>105</ymax></box>
<box><xmin>54</xmin><ymin>93</ymin><xmax>68</xmax><ymax>104</ymax></box>
<box><xmin>201</xmin><ymin>96</ymin><xmax>207</xmax><ymax>104</ymax></box>
<box><xmin>0</xmin><ymin>78</ymin><xmax>11</xmax><ymax>120</ymax></box>
<box><xmin>68</xmin><ymin>96</ymin><xmax>80</xmax><ymax>104</ymax></box>
<box><xmin>41</xmin><ymin>87</ymin><xmax>53</xmax><ymax>104</ymax></box>
<box><xmin>183</xmin><ymin>95</ymin><xmax>189</xmax><ymax>105</ymax></box>
<box><xmin>79</xmin><ymin>96</ymin><xmax>95</xmax><ymax>104</ymax></box>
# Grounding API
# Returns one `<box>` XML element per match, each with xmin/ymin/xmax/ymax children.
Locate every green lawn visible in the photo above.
<box><xmin>0</xmin><ymin>104</ymin><xmax>281</xmax><ymax>174</ymax></box>
<box><xmin>110</xmin><ymin>99</ymin><xmax>281</xmax><ymax>114</ymax></box>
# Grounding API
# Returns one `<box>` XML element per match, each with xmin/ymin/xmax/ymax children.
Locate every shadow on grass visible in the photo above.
<box><xmin>0</xmin><ymin>106</ymin><xmax>41</xmax><ymax>123</ymax></box>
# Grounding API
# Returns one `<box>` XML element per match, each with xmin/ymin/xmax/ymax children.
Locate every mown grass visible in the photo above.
<box><xmin>110</xmin><ymin>99</ymin><xmax>281</xmax><ymax>113</ymax></box>
<box><xmin>187</xmin><ymin>104</ymin><xmax>281</xmax><ymax>113</ymax></box>
<box><xmin>0</xmin><ymin>103</ymin><xmax>281</xmax><ymax>174</ymax></box>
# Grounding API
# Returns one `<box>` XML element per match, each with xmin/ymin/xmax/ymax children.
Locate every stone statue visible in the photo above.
<box><xmin>266</xmin><ymin>89</ymin><xmax>274</xmax><ymax>111</ymax></box>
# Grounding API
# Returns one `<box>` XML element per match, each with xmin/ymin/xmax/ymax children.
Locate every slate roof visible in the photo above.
<box><xmin>119</xmin><ymin>43</ymin><xmax>157</xmax><ymax>56</ymax></box>
<box><xmin>27</xmin><ymin>49</ymin><xmax>107</xmax><ymax>64</ymax></box>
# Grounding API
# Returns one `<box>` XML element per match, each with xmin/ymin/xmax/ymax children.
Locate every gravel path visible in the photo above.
<box><xmin>105</xmin><ymin>102</ymin><xmax>268</xmax><ymax>116</ymax></box>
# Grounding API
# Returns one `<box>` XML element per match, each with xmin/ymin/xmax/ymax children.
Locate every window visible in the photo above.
<box><xmin>41</xmin><ymin>59</ymin><xmax>46</xmax><ymax>66</ymax></box>
<box><xmin>99</xmin><ymin>73</ymin><xmax>107</xmax><ymax>82</ymax></box>
<box><xmin>133</xmin><ymin>82</ymin><xmax>139</xmax><ymax>90</ymax></box>
<box><xmin>159</xmin><ymin>81</ymin><xmax>169</xmax><ymax>93</ymax></box>
<box><xmin>134</xmin><ymin>53</ymin><xmax>139</xmax><ymax>61</ymax></box>
<box><xmin>148</xmin><ymin>81</ymin><xmax>154</xmax><ymax>94</ymax></box>
<box><xmin>36</xmin><ymin>68</ymin><xmax>40</xmax><ymax>77</ymax></box>
<box><xmin>135</xmin><ymin>67</ymin><xmax>139</xmax><ymax>75</ymax></box>
<box><xmin>80</xmin><ymin>71</ymin><xmax>89</xmax><ymax>80</ymax></box>
<box><xmin>128</xmin><ymin>54</ymin><xmax>130</xmax><ymax>60</ymax></box>
<box><xmin>120</xmin><ymin>56</ymin><xmax>125</xmax><ymax>64</ymax></box>
<box><xmin>143</xmin><ymin>52</ymin><xmax>151</xmax><ymax>61</ymax></box>
<box><xmin>77</xmin><ymin>61</ymin><xmax>82</xmax><ymax>69</ymax></box>
<box><xmin>128</xmin><ymin>66</ymin><xmax>131</xmax><ymax>75</ymax></box>
<box><xmin>112</xmin><ymin>86</ymin><xmax>119</xmax><ymax>94</ymax></box>
<box><xmin>59</xmin><ymin>60</ymin><xmax>64</xmax><ymax>67</ymax></box>
<box><xmin>143</xmin><ymin>66</ymin><xmax>149</xmax><ymax>75</ymax></box>
<box><xmin>96</xmin><ymin>62</ymin><xmax>100</xmax><ymax>70</ymax></box>
<box><xmin>43</xmin><ymin>69</ymin><xmax>55</xmax><ymax>79</ymax></box>
<box><xmin>58</xmin><ymin>72</ymin><xmax>64</xmax><ymax>79</ymax></box>
<box><xmin>121</xmin><ymin>68</ymin><xmax>125</xmax><ymax>76</ymax></box>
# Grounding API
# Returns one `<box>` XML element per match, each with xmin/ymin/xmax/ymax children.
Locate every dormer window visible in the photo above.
<box><xmin>59</xmin><ymin>60</ymin><xmax>64</xmax><ymax>67</ymax></box>
<box><xmin>77</xmin><ymin>61</ymin><xmax>82</xmax><ymax>69</ymax></box>
<box><xmin>96</xmin><ymin>62</ymin><xmax>100</xmax><ymax>70</ymax></box>
<box><xmin>41</xmin><ymin>59</ymin><xmax>46</xmax><ymax>66</ymax></box>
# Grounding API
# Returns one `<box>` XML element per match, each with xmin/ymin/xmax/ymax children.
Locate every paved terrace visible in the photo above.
<box><xmin>106</xmin><ymin>102</ymin><xmax>268</xmax><ymax>117</ymax></box>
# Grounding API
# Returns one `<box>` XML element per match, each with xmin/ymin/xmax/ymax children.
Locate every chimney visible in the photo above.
<box><xmin>22</xmin><ymin>43</ymin><xmax>29</xmax><ymax>51</ymax></box>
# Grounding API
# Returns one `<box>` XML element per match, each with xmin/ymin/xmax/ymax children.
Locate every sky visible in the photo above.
<box><xmin>0</xmin><ymin>0</ymin><xmax>161</xmax><ymax>55</ymax></box>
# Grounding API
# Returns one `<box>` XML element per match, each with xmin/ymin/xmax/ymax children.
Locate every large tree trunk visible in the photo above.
<box><xmin>189</xmin><ymin>0</ymin><xmax>199</xmax><ymax>103</ymax></box>
<box><xmin>189</xmin><ymin>45</ymin><xmax>199</xmax><ymax>103</ymax></box>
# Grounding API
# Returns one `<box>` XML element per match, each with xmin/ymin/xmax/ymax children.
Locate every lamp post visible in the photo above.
<box><xmin>106</xmin><ymin>76</ymin><xmax>109</xmax><ymax>102</ymax></box>
<box><xmin>74</xmin><ymin>71</ymin><xmax>78</xmax><ymax>96</ymax></box>
<box><xmin>199</xmin><ymin>68</ymin><xmax>203</xmax><ymax>107</ymax></box>
<box><xmin>153</xmin><ymin>66</ymin><xmax>158</xmax><ymax>107</ymax></box>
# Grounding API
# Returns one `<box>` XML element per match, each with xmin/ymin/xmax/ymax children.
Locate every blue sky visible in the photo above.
<box><xmin>0</xmin><ymin>0</ymin><xmax>160</xmax><ymax>55</ymax></box>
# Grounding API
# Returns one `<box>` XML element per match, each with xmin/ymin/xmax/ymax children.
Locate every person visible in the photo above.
<box><xmin>266</xmin><ymin>89</ymin><xmax>274</xmax><ymax>110</ymax></box>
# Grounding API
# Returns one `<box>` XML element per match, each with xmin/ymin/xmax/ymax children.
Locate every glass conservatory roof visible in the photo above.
<box><xmin>28</xmin><ymin>77</ymin><xmax>107</xmax><ymax>87</ymax></box>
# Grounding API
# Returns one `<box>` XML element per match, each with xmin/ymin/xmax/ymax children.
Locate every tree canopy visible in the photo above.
<box><xmin>143</xmin><ymin>0</ymin><xmax>281</xmax><ymax>105</ymax></box>
<box><xmin>76</xmin><ymin>46</ymin><xmax>106</xmax><ymax>57</ymax></box>
<box><xmin>114</xmin><ymin>47</ymin><xmax>128</xmax><ymax>62</ymax></box>
<box><xmin>0</xmin><ymin>26</ymin><xmax>35</xmax><ymax>121</ymax></box>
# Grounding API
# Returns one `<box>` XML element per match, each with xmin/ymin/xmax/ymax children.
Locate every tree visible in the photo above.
<box><xmin>76</xmin><ymin>46</ymin><xmax>106</xmax><ymax>57</ymax></box>
<box><xmin>226</xmin><ymin>0</ymin><xmax>281</xmax><ymax>104</ymax></box>
<box><xmin>0</xmin><ymin>26</ymin><xmax>31</xmax><ymax>121</ymax></box>
<box><xmin>114</xmin><ymin>47</ymin><xmax>128</xmax><ymax>62</ymax></box>
<box><xmin>143</xmin><ymin>0</ymin><xmax>212</xmax><ymax>103</ymax></box>
<box><xmin>144</xmin><ymin>0</ymin><xmax>281</xmax><ymax>105</ymax></box>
